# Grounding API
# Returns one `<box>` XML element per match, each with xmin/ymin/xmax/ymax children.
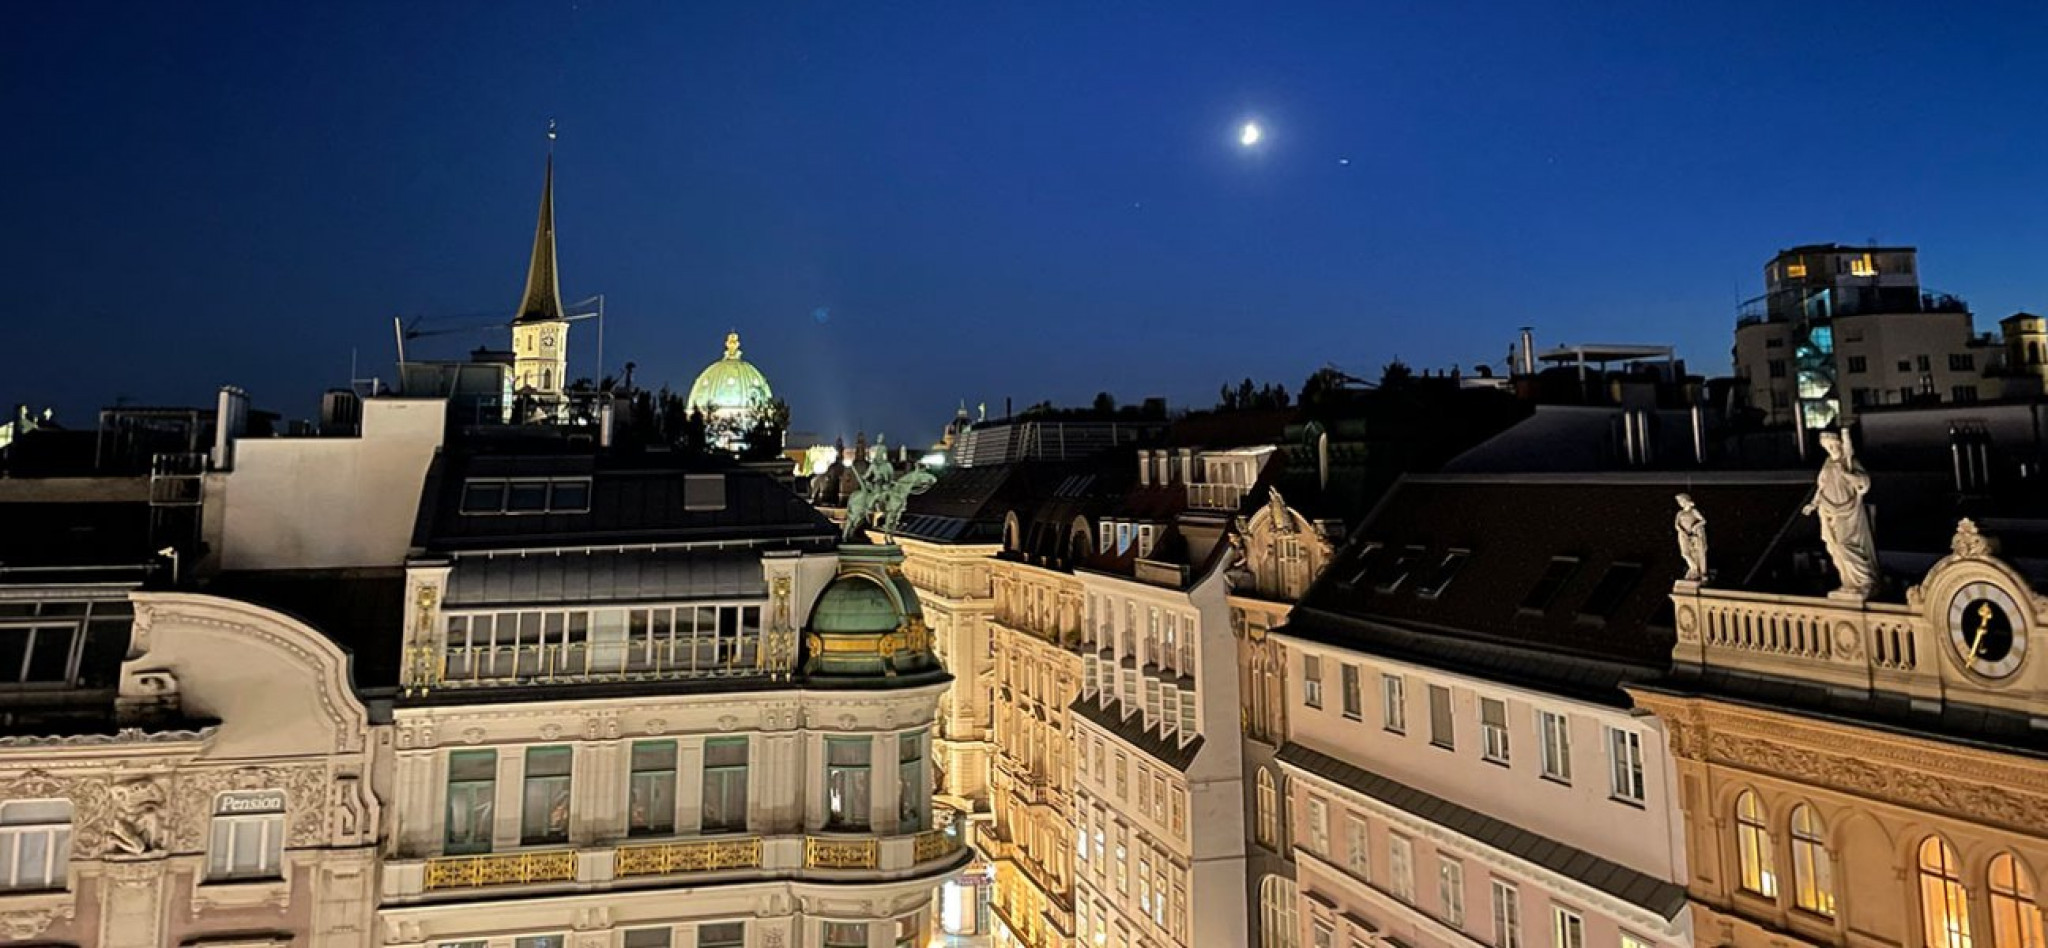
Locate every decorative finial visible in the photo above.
<box><xmin>724</xmin><ymin>331</ymin><xmax>741</xmax><ymax>360</ymax></box>
<box><xmin>547</xmin><ymin>118</ymin><xmax>558</xmax><ymax>143</ymax></box>
<box><xmin>1952</xmin><ymin>518</ymin><xmax>1993</xmax><ymax>559</ymax></box>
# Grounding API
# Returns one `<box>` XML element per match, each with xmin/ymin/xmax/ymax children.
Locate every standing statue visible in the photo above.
<box><xmin>1673</xmin><ymin>494</ymin><xmax>1708</xmax><ymax>582</ymax></box>
<box><xmin>1803</xmin><ymin>431</ymin><xmax>1878</xmax><ymax>597</ymax></box>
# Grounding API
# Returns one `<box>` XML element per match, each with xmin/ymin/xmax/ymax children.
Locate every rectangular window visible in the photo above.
<box><xmin>1953</xmin><ymin>386</ymin><xmax>1980</xmax><ymax>404</ymax></box>
<box><xmin>628</xmin><ymin>741</ymin><xmax>676</xmax><ymax>836</ymax></box>
<box><xmin>1389</xmin><ymin>834</ymin><xmax>1415</xmax><ymax>902</ymax></box>
<box><xmin>826</xmin><ymin>738</ymin><xmax>872</xmax><ymax>829</ymax></box>
<box><xmin>1116</xmin><ymin>754</ymin><xmax>1128</xmax><ymax>800</ymax></box>
<box><xmin>514</xmin><ymin>937</ymin><xmax>565</xmax><ymax>948</ymax></box>
<box><xmin>1341</xmin><ymin>664</ymin><xmax>1362</xmax><ymax>719</ymax></box>
<box><xmin>1768</xmin><ymin>359</ymin><xmax>1787</xmax><ymax>379</ymax></box>
<box><xmin>1481</xmin><ymin>698</ymin><xmax>1510</xmax><ymax>764</ymax></box>
<box><xmin>1606</xmin><ymin>727</ymin><xmax>1645</xmax><ymax>804</ymax></box>
<box><xmin>460</xmin><ymin>481</ymin><xmax>506</xmax><ymax>514</ymax></box>
<box><xmin>1429</xmin><ymin>684</ymin><xmax>1454</xmax><ymax>749</ymax></box>
<box><xmin>1346</xmin><ymin>814</ymin><xmax>1370</xmax><ymax>880</ymax></box>
<box><xmin>1917</xmin><ymin>354</ymin><xmax>1932</xmax><ymax>372</ymax></box>
<box><xmin>1440</xmin><ymin>859</ymin><xmax>1466</xmax><ymax>928</ymax></box>
<box><xmin>522</xmin><ymin>746</ymin><xmax>573</xmax><ymax>845</ymax></box>
<box><xmin>1950</xmin><ymin>354</ymin><xmax>1977</xmax><ymax>372</ymax></box>
<box><xmin>1847</xmin><ymin>355</ymin><xmax>1868</xmax><ymax>374</ymax></box>
<box><xmin>1382</xmin><ymin>673</ymin><xmax>1406</xmax><ymax>733</ymax></box>
<box><xmin>1520</xmin><ymin>557</ymin><xmax>1580</xmax><ymax>612</ymax></box>
<box><xmin>1306</xmin><ymin>796</ymin><xmax>1329</xmax><ymax>854</ymax></box>
<box><xmin>208</xmin><ymin>790</ymin><xmax>286</xmax><ymax>880</ymax></box>
<box><xmin>1552</xmin><ymin>907</ymin><xmax>1585</xmax><ymax>948</ymax></box>
<box><xmin>623</xmin><ymin>929</ymin><xmax>673</xmax><ymax>948</ymax></box>
<box><xmin>822</xmin><ymin>922</ymin><xmax>868</xmax><ymax>948</ymax></box>
<box><xmin>1313</xmin><ymin>921</ymin><xmax>1335</xmax><ymax>948</ymax></box>
<box><xmin>1492</xmin><ymin>881</ymin><xmax>1522</xmax><ymax>948</ymax></box>
<box><xmin>703</xmin><ymin>738</ymin><xmax>749</xmax><ymax>832</ymax></box>
<box><xmin>445</xmin><ymin>749</ymin><xmax>496</xmax><ymax>854</ymax></box>
<box><xmin>548</xmin><ymin>479</ymin><xmax>591</xmax><ymax>513</ymax></box>
<box><xmin>899</xmin><ymin>731</ymin><xmax>928</xmax><ymax>831</ymax></box>
<box><xmin>506</xmin><ymin>481</ymin><xmax>550</xmax><ymax>513</ymax></box>
<box><xmin>1538</xmin><ymin>711</ymin><xmax>1572</xmax><ymax>783</ymax></box>
<box><xmin>1621</xmin><ymin>934</ymin><xmax>1653</xmax><ymax>948</ymax></box>
<box><xmin>0</xmin><ymin>799</ymin><xmax>71</xmax><ymax>890</ymax></box>
<box><xmin>1303</xmin><ymin>655</ymin><xmax>1323</xmax><ymax>709</ymax></box>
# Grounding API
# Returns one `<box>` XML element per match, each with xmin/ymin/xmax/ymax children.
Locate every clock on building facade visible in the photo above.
<box><xmin>1946</xmin><ymin>581</ymin><xmax>2027</xmax><ymax>680</ymax></box>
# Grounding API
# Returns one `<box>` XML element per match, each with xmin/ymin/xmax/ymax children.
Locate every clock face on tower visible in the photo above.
<box><xmin>1947</xmin><ymin>581</ymin><xmax>2027</xmax><ymax>680</ymax></box>
<box><xmin>540</xmin><ymin>331</ymin><xmax>557</xmax><ymax>350</ymax></box>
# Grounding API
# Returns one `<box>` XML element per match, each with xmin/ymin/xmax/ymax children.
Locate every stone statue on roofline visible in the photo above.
<box><xmin>1673</xmin><ymin>493</ymin><xmax>1708</xmax><ymax>582</ymax></box>
<box><xmin>842</xmin><ymin>436</ymin><xmax>937</xmax><ymax>543</ymax></box>
<box><xmin>1804</xmin><ymin>430</ymin><xmax>1878</xmax><ymax>599</ymax></box>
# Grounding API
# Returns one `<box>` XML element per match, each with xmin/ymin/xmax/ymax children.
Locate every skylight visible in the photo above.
<box><xmin>1519</xmin><ymin>556</ymin><xmax>1581</xmax><ymax>612</ymax></box>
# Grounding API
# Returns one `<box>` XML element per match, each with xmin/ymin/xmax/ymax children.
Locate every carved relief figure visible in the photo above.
<box><xmin>1803</xmin><ymin>431</ymin><xmax>1878</xmax><ymax>597</ymax></box>
<box><xmin>107</xmin><ymin>778</ymin><xmax>167</xmax><ymax>857</ymax></box>
<box><xmin>1952</xmin><ymin>518</ymin><xmax>1992</xmax><ymax>559</ymax></box>
<box><xmin>1674</xmin><ymin>493</ymin><xmax>1708</xmax><ymax>582</ymax></box>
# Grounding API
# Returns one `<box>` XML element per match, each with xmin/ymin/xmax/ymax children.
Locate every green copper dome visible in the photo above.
<box><xmin>687</xmin><ymin>331</ymin><xmax>772</xmax><ymax>413</ymax></box>
<box><xmin>808</xmin><ymin>573</ymin><xmax>917</xmax><ymax>636</ymax></box>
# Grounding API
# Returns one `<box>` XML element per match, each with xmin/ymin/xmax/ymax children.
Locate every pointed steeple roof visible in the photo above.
<box><xmin>515</xmin><ymin>129</ymin><xmax>564</xmax><ymax>325</ymax></box>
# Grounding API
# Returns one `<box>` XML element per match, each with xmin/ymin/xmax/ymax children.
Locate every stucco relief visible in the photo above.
<box><xmin>135</xmin><ymin>597</ymin><xmax>371</xmax><ymax>755</ymax></box>
<box><xmin>170</xmin><ymin>763</ymin><xmax>334</xmax><ymax>850</ymax></box>
<box><xmin>0</xmin><ymin>903</ymin><xmax>74</xmax><ymax>940</ymax></box>
<box><xmin>1675</xmin><ymin>604</ymin><xmax>1699</xmax><ymax>642</ymax></box>
<box><xmin>1</xmin><ymin>768</ymin><xmax>114</xmax><ymax>853</ymax></box>
<box><xmin>1705</xmin><ymin>730</ymin><xmax>2048</xmax><ymax>830</ymax></box>
<box><xmin>106</xmin><ymin>777</ymin><xmax>168</xmax><ymax>857</ymax></box>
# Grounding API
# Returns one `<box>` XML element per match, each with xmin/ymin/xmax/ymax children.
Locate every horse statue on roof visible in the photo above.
<box><xmin>842</xmin><ymin>440</ymin><xmax>938</xmax><ymax>543</ymax></box>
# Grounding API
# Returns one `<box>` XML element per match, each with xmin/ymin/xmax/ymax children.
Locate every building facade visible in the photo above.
<box><xmin>1633</xmin><ymin>521</ymin><xmax>2048</xmax><ymax>948</ymax></box>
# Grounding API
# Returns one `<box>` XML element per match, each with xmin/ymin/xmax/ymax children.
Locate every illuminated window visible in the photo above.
<box><xmin>1991</xmin><ymin>853</ymin><xmax>2042</xmax><ymax>948</ymax></box>
<box><xmin>1303</xmin><ymin>655</ymin><xmax>1323</xmax><ymax>709</ymax></box>
<box><xmin>522</xmin><ymin>746</ymin><xmax>573</xmax><ymax>845</ymax></box>
<box><xmin>1851</xmin><ymin>253</ymin><xmax>1878</xmax><ymax>277</ymax></box>
<box><xmin>1791</xmin><ymin>805</ymin><xmax>1835</xmax><ymax>917</ymax></box>
<box><xmin>1735</xmin><ymin>791</ymin><xmax>1777</xmax><ymax>897</ymax></box>
<box><xmin>1921</xmin><ymin>837</ymin><xmax>1973</xmax><ymax>948</ymax></box>
<box><xmin>1786</xmin><ymin>262</ymin><xmax>1809</xmax><ymax>279</ymax></box>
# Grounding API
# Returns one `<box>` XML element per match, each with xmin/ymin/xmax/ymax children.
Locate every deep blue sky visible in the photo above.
<box><xmin>9</xmin><ymin>2</ymin><xmax>2048</xmax><ymax>443</ymax></box>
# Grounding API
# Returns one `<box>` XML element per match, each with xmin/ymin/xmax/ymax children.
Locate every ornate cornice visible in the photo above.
<box><xmin>0</xmin><ymin>725</ymin><xmax>217</xmax><ymax>748</ymax></box>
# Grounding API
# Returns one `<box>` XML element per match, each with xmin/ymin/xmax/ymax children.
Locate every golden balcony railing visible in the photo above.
<box><xmin>423</xmin><ymin>850</ymin><xmax>577</xmax><ymax>890</ymax></box>
<box><xmin>804</xmin><ymin>836</ymin><xmax>880</xmax><ymax>869</ymax></box>
<box><xmin>614</xmin><ymin>836</ymin><xmax>762</xmax><ymax>877</ymax></box>
<box><xmin>914</xmin><ymin>828</ymin><xmax>956</xmax><ymax>864</ymax></box>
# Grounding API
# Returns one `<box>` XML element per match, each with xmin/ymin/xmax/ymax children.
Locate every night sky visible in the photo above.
<box><xmin>10</xmin><ymin>2</ymin><xmax>2048</xmax><ymax>444</ymax></box>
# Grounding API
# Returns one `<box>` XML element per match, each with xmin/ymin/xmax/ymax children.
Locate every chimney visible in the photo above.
<box><xmin>599</xmin><ymin>398</ymin><xmax>616</xmax><ymax>448</ymax></box>
<box><xmin>212</xmin><ymin>386</ymin><xmax>249</xmax><ymax>471</ymax></box>
<box><xmin>1518</xmin><ymin>327</ymin><xmax>1537</xmax><ymax>376</ymax></box>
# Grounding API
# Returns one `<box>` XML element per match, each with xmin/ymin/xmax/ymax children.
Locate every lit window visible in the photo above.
<box><xmin>1786</xmin><ymin>262</ymin><xmax>1808</xmax><ymax>279</ymax></box>
<box><xmin>1923</xmin><ymin>837</ymin><xmax>1973</xmax><ymax>948</ymax></box>
<box><xmin>522</xmin><ymin>746</ymin><xmax>573</xmax><ymax>845</ymax></box>
<box><xmin>209</xmin><ymin>790</ymin><xmax>286</xmax><ymax>880</ymax></box>
<box><xmin>1481</xmin><ymin>698</ymin><xmax>1510</xmax><ymax>764</ymax></box>
<box><xmin>1538</xmin><ymin>711</ymin><xmax>1572</xmax><ymax>783</ymax></box>
<box><xmin>825</xmin><ymin>738</ymin><xmax>872</xmax><ymax>830</ymax></box>
<box><xmin>1606</xmin><ymin>727</ymin><xmax>1645</xmax><ymax>804</ymax></box>
<box><xmin>1491</xmin><ymin>880</ymin><xmax>1522</xmax><ymax>948</ymax></box>
<box><xmin>1551</xmin><ymin>906</ymin><xmax>1584</xmax><ymax>948</ymax></box>
<box><xmin>444</xmin><ymin>749</ymin><xmax>497</xmax><ymax>854</ymax></box>
<box><xmin>1303</xmin><ymin>655</ymin><xmax>1323</xmax><ymax>709</ymax></box>
<box><xmin>1791</xmin><ymin>805</ymin><xmax>1835</xmax><ymax>917</ymax></box>
<box><xmin>1990</xmin><ymin>853</ymin><xmax>2043</xmax><ymax>948</ymax></box>
<box><xmin>702</xmin><ymin>738</ymin><xmax>749</xmax><ymax>832</ymax></box>
<box><xmin>1440</xmin><ymin>859</ymin><xmax>1466</xmax><ymax>928</ymax></box>
<box><xmin>1389</xmin><ymin>834</ymin><xmax>1415</xmax><ymax>902</ymax></box>
<box><xmin>1851</xmin><ymin>253</ymin><xmax>1877</xmax><ymax>277</ymax></box>
<box><xmin>1622</xmin><ymin>934</ymin><xmax>1654</xmax><ymax>948</ymax></box>
<box><xmin>0</xmin><ymin>799</ymin><xmax>72</xmax><ymax>890</ymax></box>
<box><xmin>1736</xmin><ymin>791</ymin><xmax>1777</xmax><ymax>898</ymax></box>
<box><xmin>628</xmin><ymin>740</ymin><xmax>677</xmax><ymax>836</ymax></box>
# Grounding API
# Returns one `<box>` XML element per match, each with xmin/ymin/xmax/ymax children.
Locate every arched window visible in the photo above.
<box><xmin>1991</xmin><ymin>853</ymin><xmax>2044</xmax><ymax>948</ymax></box>
<box><xmin>1256</xmin><ymin>768</ymin><xmax>1278</xmax><ymax>849</ymax></box>
<box><xmin>1922</xmin><ymin>837</ymin><xmax>1974</xmax><ymax>948</ymax></box>
<box><xmin>1736</xmin><ymin>791</ymin><xmax>1777</xmax><ymax>897</ymax></box>
<box><xmin>1261</xmin><ymin>874</ymin><xmax>1300</xmax><ymax>948</ymax></box>
<box><xmin>1790</xmin><ymin>804</ymin><xmax>1835</xmax><ymax>917</ymax></box>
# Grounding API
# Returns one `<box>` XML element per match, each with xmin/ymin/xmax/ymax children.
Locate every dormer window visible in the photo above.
<box><xmin>1137</xmin><ymin>524</ymin><xmax>1158</xmax><ymax>558</ymax></box>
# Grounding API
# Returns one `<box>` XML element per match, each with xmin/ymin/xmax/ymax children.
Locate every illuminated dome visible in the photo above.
<box><xmin>687</xmin><ymin>332</ymin><xmax>774</xmax><ymax>450</ymax></box>
<box><xmin>687</xmin><ymin>331</ymin><xmax>773</xmax><ymax>414</ymax></box>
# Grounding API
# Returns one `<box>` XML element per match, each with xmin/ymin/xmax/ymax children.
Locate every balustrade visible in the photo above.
<box><xmin>424</xmin><ymin>850</ymin><xmax>577</xmax><ymax>890</ymax></box>
<box><xmin>615</xmin><ymin>836</ymin><xmax>762</xmax><ymax>877</ymax></box>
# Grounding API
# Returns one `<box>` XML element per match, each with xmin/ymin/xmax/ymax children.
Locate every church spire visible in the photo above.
<box><xmin>515</xmin><ymin>120</ymin><xmax>564</xmax><ymax>324</ymax></box>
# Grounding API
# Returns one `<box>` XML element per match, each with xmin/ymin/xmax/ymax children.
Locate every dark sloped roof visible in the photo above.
<box><xmin>1071</xmin><ymin>694</ymin><xmax>1205</xmax><ymax>771</ymax></box>
<box><xmin>0</xmin><ymin>501</ymin><xmax>157</xmax><ymax>569</ymax></box>
<box><xmin>1279</xmin><ymin>742</ymin><xmax>1688</xmax><ymax>920</ymax></box>
<box><xmin>1283</xmin><ymin>473</ymin><xmax>1814</xmax><ymax>704</ymax></box>
<box><xmin>414</xmin><ymin>450</ymin><xmax>836</xmax><ymax>552</ymax></box>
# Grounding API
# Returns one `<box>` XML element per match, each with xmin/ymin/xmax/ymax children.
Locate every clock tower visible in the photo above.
<box><xmin>512</xmin><ymin>129</ymin><xmax>568</xmax><ymax>414</ymax></box>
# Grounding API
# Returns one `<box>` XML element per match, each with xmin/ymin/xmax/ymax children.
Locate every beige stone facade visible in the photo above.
<box><xmin>1634</xmin><ymin>534</ymin><xmax>2048</xmax><ymax>948</ymax></box>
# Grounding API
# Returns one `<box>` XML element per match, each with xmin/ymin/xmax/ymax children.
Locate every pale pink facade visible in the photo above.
<box><xmin>1274</xmin><ymin>636</ymin><xmax>1691</xmax><ymax>948</ymax></box>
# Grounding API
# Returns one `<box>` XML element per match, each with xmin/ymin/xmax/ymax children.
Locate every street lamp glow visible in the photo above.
<box><xmin>1239</xmin><ymin>121</ymin><xmax>1262</xmax><ymax>147</ymax></box>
